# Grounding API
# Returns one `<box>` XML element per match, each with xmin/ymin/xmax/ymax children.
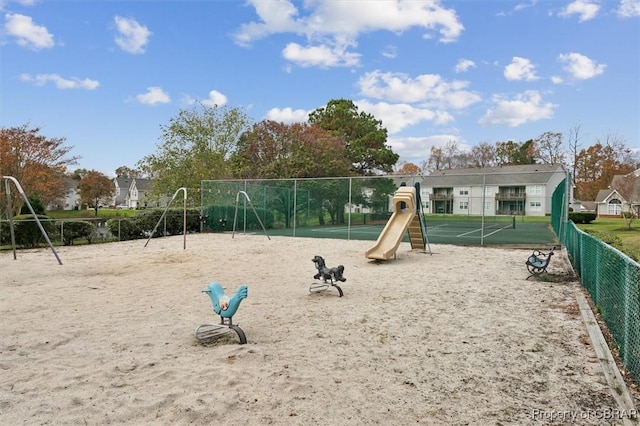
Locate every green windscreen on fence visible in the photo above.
<box><xmin>551</xmin><ymin>177</ymin><xmax>566</xmax><ymax>243</ymax></box>
<box><xmin>552</xmin><ymin>176</ymin><xmax>640</xmax><ymax>383</ymax></box>
<box><xmin>200</xmin><ymin>176</ymin><xmax>557</xmax><ymax>246</ymax></box>
<box><xmin>564</xmin><ymin>221</ymin><xmax>640</xmax><ymax>381</ymax></box>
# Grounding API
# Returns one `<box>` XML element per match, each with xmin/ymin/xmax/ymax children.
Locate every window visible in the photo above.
<box><xmin>483</xmin><ymin>201</ymin><xmax>493</xmax><ymax>212</ymax></box>
<box><xmin>529</xmin><ymin>201</ymin><xmax>542</xmax><ymax>212</ymax></box>
<box><xmin>459</xmin><ymin>201</ymin><xmax>468</xmax><ymax>210</ymax></box>
<box><xmin>608</xmin><ymin>199</ymin><xmax>622</xmax><ymax>215</ymax></box>
<box><xmin>459</xmin><ymin>187</ymin><xmax>469</xmax><ymax>196</ymax></box>
<box><xmin>529</xmin><ymin>185</ymin><xmax>543</xmax><ymax>195</ymax></box>
<box><xmin>484</xmin><ymin>186</ymin><xmax>493</xmax><ymax>196</ymax></box>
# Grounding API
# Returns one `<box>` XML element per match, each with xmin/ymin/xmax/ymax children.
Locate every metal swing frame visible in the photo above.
<box><xmin>2</xmin><ymin>176</ymin><xmax>62</xmax><ymax>265</ymax></box>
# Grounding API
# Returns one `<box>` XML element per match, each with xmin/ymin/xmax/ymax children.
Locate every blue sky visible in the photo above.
<box><xmin>2</xmin><ymin>0</ymin><xmax>639</xmax><ymax>177</ymax></box>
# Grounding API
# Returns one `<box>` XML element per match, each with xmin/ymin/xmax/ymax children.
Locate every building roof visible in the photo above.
<box><xmin>114</xmin><ymin>177</ymin><xmax>132</xmax><ymax>188</ymax></box>
<box><xmin>595</xmin><ymin>188</ymin><xmax>621</xmax><ymax>203</ymax></box>
<box><xmin>425</xmin><ymin>164</ymin><xmax>566</xmax><ymax>187</ymax></box>
<box><xmin>610</xmin><ymin>171</ymin><xmax>640</xmax><ymax>203</ymax></box>
<box><xmin>132</xmin><ymin>178</ymin><xmax>152</xmax><ymax>191</ymax></box>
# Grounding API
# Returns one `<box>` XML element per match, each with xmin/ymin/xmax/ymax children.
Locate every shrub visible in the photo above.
<box><xmin>133</xmin><ymin>208</ymin><xmax>203</xmax><ymax>237</ymax></box>
<box><xmin>20</xmin><ymin>196</ymin><xmax>46</xmax><ymax>215</ymax></box>
<box><xmin>582</xmin><ymin>229</ymin><xmax>623</xmax><ymax>250</ymax></box>
<box><xmin>106</xmin><ymin>217</ymin><xmax>141</xmax><ymax>241</ymax></box>
<box><xmin>61</xmin><ymin>221</ymin><xmax>94</xmax><ymax>245</ymax></box>
<box><xmin>9</xmin><ymin>214</ymin><xmax>56</xmax><ymax>248</ymax></box>
<box><xmin>569</xmin><ymin>212</ymin><xmax>597</xmax><ymax>224</ymax></box>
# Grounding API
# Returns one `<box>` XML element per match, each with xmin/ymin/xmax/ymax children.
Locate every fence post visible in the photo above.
<box><xmin>623</xmin><ymin>263</ymin><xmax>632</xmax><ymax>364</ymax></box>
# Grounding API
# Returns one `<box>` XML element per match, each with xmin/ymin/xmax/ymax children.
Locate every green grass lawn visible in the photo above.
<box><xmin>576</xmin><ymin>218</ymin><xmax>640</xmax><ymax>261</ymax></box>
<box><xmin>47</xmin><ymin>208</ymin><xmax>138</xmax><ymax>219</ymax></box>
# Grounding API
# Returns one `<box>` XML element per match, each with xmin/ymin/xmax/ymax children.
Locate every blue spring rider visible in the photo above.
<box><xmin>195</xmin><ymin>282</ymin><xmax>248</xmax><ymax>344</ymax></box>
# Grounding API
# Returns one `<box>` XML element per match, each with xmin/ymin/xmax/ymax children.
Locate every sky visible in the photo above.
<box><xmin>2</xmin><ymin>0</ymin><xmax>639</xmax><ymax>177</ymax></box>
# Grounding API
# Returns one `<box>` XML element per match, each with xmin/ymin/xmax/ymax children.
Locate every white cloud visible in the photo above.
<box><xmin>455</xmin><ymin>59</ymin><xmax>475</xmax><ymax>73</ymax></box>
<box><xmin>135</xmin><ymin>87</ymin><xmax>170</xmax><ymax>105</ymax></box>
<box><xmin>618</xmin><ymin>0</ymin><xmax>640</xmax><ymax>17</ymax></box>
<box><xmin>550</xmin><ymin>75</ymin><xmax>564</xmax><ymax>84</ymax></box>
<box><xmin>357</xmin><ymin>70</ymin><xmax>481</xmax><ymax>109</ymax></box>
<box><xmin>479</xmin><ymin>90</ymin><xmax>556</xmax><ymax>127</ymax></box>
<box><xmin>201</xmin><ymin>90</ymin><xmax>228</xmax><ymax>107</ymax></box>
<box><xmin>388</xmin><ymin>134</ymin><xmax>460</xmax><ymax>165</ymax></box>
<box><xmin>504</xmin><ymin>57</ymin><xmax>539</xmax><ymax>81</ymax></box>
<box><xmin>381</xmin><ymin>45</ymin><xmax>397</xmax><ymax>59</ymax></box>
<box><xmin>233</xmin><ymin>0</ymin><xmax>304</xmax><ymax>46</ymax></box>
<box><xmin>514</xmin><ymin>0</ymin><xmax>538</xmax><ymax>12</ymax></box>
<box><xmin>236</xmin><ymin>0</ymin><xmax>463</xmax><ymax>43</ymax></box>
<box><xmin>355</xmin><ymin>99</ymin><xmax>454</xmax><ymax>134</ymax></box>
<box><xmin>264</xmin><ymin>107</ymin><xmax>310</xmax><ymax>123</ymax></box>
<box><xmin>558</xmin><ymin>0</ymin><xmax>600</xmax><ymax>22</ymax></box>
<box><xmin>282</xmin><ymin>40</ymin><xmax>360</xmax><ymax>67</ymax></box>
<box><xmin>4</xmin><ymin>13</ymin><xmax>54</xmax><ymax>50</ymax></box>
<box><xmin>20</xmin><ymin>73</ymin><xmax>99</xmax><ymax>89</ymax></box>
<box><xmin>557</xmin><ymin>52</ymin><xmax>606</xmax><ymax>80</ymax></box>
<box><xmin>114</xmin><ymin>16</ymin><xmax>152</xmax><ymax>54</ymax></box>
<box><xmin>234</xmin><ymin>0</ymin><xmax>464</xmax><ymax>68</ymax></box>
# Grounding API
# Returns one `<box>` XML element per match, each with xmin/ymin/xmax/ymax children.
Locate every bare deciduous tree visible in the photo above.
<box><xmin>534</xmin><ymin>131</ymin><xmax>564</xmax><ymax>164</ymax></box>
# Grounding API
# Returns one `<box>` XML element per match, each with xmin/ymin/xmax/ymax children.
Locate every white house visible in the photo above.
<box><xmin>113</xmin><ymin>177</ymin><xmax>133</xmax><ymax>207</ymax></box>
<box><xmin>112</xmin><ymin>177</ymin><xmax>157</xmax><ymax>209</ymax></box>
<box><xmin>128</xmin><ymin>178</ymin><xmax>154</xmax><ymax>209</ymax></box>
<box><xmin>47</xmin><ymin>177</ymin><xmax>81</xmax><ymax>210</ymax></box>
<box><xmin>594</xmin><ymin>169</ymin><xmax>640</xmax><ymax>218</ymax></box>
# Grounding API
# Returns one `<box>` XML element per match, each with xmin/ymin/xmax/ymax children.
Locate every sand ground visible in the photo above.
<box><xmin>1</xmin><ymin>234</ymin><xmax>638</xmax><ymax>425</ymax></box>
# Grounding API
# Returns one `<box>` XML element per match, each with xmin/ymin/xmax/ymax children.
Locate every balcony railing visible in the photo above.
<box><xmin>495</xmin><ymin>192</ymin><xmax>526</xmax><ymax>200</ymax></box>
<box><xmin>429</xmin><ymin>193</ymin><xmax>454</xmax><ymax>200</ymax></box>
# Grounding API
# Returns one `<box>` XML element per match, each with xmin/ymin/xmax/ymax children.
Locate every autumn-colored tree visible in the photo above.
<box><xmin>426</xmin><ymin>146</ymin><xmax>444</xmax><ymax>172</ymax></box>
<box><xmin>138</xmin><ymin>103</ymin><xmax>252</xmax><ymax>203</ymax></box>
<box><xmin>495</xmin><ymin>140</ymin><xmax>536</xmax><ymax>165</ymax></box>
<box><xmin>308</xmin><ymin>99</ymin><xmax>398</xmax><ymax>175</ymax></box>
<box><xmin>495</xmin><ymin>140</ymin><xmax>520</xmax><ymax>165</ymax></box>
<box><xmin>231</xmin><ymin>121</ymin><xmax>352</xmax><ymax>179</ymax></box>
<box><xmin>0</xmin><ymin>124</ymin><xmax>78</xmax><ymax>215</ymax></box>
<box><xmin>230</xmin><ymin>121</ymin><xmax>352</xmax><ymax>227</ymax></box>
<box><xmin>77</xmin><ymin>170</ymin><xmax>115</xmax><ymax>216</ymax></box>
<box><xmin>574</xmin><ymin>137</ymin><xmax>638</xmax><ymax>201</ymax></box>
<box><xmin>394</xmin><ymin>161</ymin><xmax>421</xmax><ymax>175</ymax></box>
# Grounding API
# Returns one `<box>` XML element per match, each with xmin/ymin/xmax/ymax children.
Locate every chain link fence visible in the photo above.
<box><xmin>552</xmin><ymin>179</ymin><xmax>640</xmax><ymax>382</ymax></box>
<box><xmin>200</xmin><ymin>174</ymin><xmax>557</xmax><ymax>245</ymax></box>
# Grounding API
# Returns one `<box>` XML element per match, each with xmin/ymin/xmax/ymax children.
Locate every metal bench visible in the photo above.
<box><xmin>525</xmin><ymin>246</ymin><xmax>555</xmax><ymax>279</ymax></box>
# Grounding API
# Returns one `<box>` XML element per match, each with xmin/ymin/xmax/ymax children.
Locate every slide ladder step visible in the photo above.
<box><xmin>408</xmin><ymin>215</ymin><xmax>425</xmax><ymax>250</ymax></box>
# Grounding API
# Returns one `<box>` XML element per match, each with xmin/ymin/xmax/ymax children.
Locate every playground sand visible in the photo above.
<box><xmin>1</xmin><ymin>234</ymin><xmax>637</xmax><ymax>425</ymax></box>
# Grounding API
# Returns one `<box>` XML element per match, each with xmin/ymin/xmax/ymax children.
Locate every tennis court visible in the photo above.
<box><xmin>201</xmin><ymin>176</ymin><xmax>562</xmax><ymax>247</ymax></box>
<box><xmin>260</xmin><ymin>218</ymin><xmax>557</xmax><ymax>247</ymax></box>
